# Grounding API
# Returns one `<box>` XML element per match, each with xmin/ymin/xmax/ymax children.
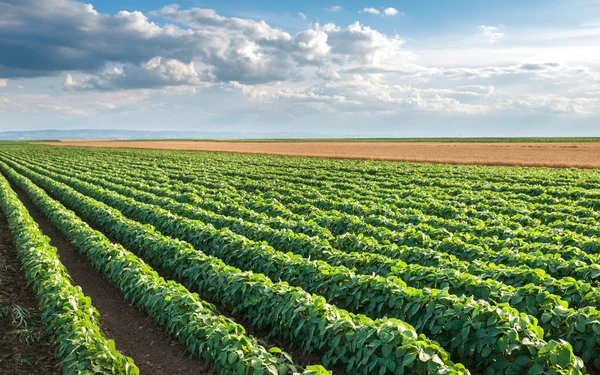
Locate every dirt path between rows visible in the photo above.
<box><xmin>0</xmin><ymin>213</ymin><xmax>61</xmax><ymax>375</ymax></box>
<box><xmin>20</xmin><ymin>160</ymin><xmax>331</xmax><ymax>372</ymax></box>
<box><xmin>37</xmin><ymin>140</ymin><xmax>600</xmax><ymax>169</ymax></box>
<box><xmin>10</xmin><ymin>181</ymin><xmax>212</xmax><ymax>375</ymax></box>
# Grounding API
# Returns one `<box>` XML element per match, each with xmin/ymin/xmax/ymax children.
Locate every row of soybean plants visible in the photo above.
<box><xmin>25</xmin><ymin>151</ymin><xmax>600</xmax><ymax>290</ymax></box>
<box><xmin>0</xmin><ymin>159</ymin><xmax>468</xmax><ymax>375</ymax></box>
<box><xmin>10</xmin><ymin>150</ymin><xmax>600</xmax><ymax>307</ymax></box>
<box><xmin>45</xmin><ymin>147</ymin><xmax>597</xmax><ymax>259</ymax></box>
<box><xmin>25</xmin><ymin>145</ymin><xmax>600</xmax><ymax>211</ymax></box>
<box><xmin>1</xmin><ymin>155</ymin><xmax>588</xmax><ymax>375</ymax></box>
<box><xmin>34</xmin><ymin>151</ymin><xmax>600</xmax><ymax>306</ymax></box>
<box><xmin>75</xmin><ymin>147</ymin><xmax>599</xmax><ymax>233</ymax></box>
<box><xmin>15</xmin><ymin>149</ymin><xmax>599</xmax><ymax>273</ymax></box>
<box><xmin>94</xmin><ymin>146</ymin><xmax>598</xmax><ymax>221</ymax></box>
<box><xmin>26</xmin><ymin>146</ymin><xmax>599</xmax><ymax>245</ymax></box>
<box><xmin>166</xmin><ymin>162</ymin><xmax>598</xmax><ymax>251</ymax></box>
<box><xmin>0</xmin><ymin>171</ymin><xmax>139</xmax><ymax>374</ymax></box>
<box><xmin>10</xmin><ymin>152</ymin><xmax>600</xmax><ymax>370</ymax></box>
<box><xmin>0</xmin><ymin>161</ymin><xmax>331</xmax><ymax>375</ymax></box>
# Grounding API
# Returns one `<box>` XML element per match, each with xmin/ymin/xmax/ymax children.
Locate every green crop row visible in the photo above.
<box><xmin>20</xmin><ymin>148</ymin><xmax>599</xmax><ymax>257</ymax></box>
<box><xmin>0</xmin><ymin>161</ymin><xmax>323</xmax><ymax>375</ymax></box>
<box><xmin>14</xmin><ymin>158</ymin><xmax>471</xmax><ymax>374</ymax></box>
<box><xmin>0</xmin><ymin>171</ymin><xmax>139</xmax><ymax>374</ymax></box>
<box><xmin>26</xmin><ymin>150</ymin><xmax>600</xmax><ymax>285</ymax></box>
<box><xmin>13</xmin><ymin>153</ymin><xmax>600</xmax><ymax>370</ymax></box>
<box><xmin>2</xmin><ymin>157</ymin><xmax>586</xmax><ymax>374</ymax></box>
<box><xmin>9</xmin><ymin>151</ymin><xmax>600</xmax><ymax>312</ymax></box>
<box><xmin>22</xmin><ymin>156</ymin><xmax>600</xmax><ymax>354</ymax></box>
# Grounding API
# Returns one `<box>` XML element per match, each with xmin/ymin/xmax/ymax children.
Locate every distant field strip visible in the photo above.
<box><xmin>38</xmin><ymin>140</ymin><xmax>600</xmax><ymax>168</ymax></box>
<box><xmin>2</xmin><ymin>143</ymin><xmax>600</xmax><ymax>374</ymax></box>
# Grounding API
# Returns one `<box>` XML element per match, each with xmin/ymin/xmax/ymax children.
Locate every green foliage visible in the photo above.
<box><xmin>2</xmin><ymin>143</ymin><xmax>600</xmax><ymax>373</ymax></box>
<box><xmin>1</xmin><ymin>163</ymin><xmax>331</xmax><ymax>375</ymax></box>
<box><xmin>1</xmin><ymin>160</ymin><xmax>467</xmax><ymax>374</ymax></box>
<box><xmin>1</xmin><ymin>158</ymin><xmax>587</xmax><ymax>375</ymax></box>
<box><xmin>0</xmin><ymin>171</ymin><xmax>139</xmax><ymax>374</ymax></box>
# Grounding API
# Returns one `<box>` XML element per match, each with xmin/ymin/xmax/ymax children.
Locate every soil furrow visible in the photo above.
<box><xmin>10</xmin><ymin>180</ymin><xmax>212</xmax><ymax>375</ymax></box>
<box><xmin>0</xmin><ymin>212</ymin><xmax>61</xmax><ymax>375</ymax></box>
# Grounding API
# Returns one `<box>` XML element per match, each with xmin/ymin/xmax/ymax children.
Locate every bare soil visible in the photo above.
<box><xmin>38</xmin><ymin>141</ymin><xmax>600</xmax><ymax>169</ymax></box>
<box><xmin>0</xmin><ymin>213</ymin><xmax>61</xmax><ymax>375</ymax></box>
<box><xmin>10</xmin><ymin>178</ymin><xmax>329</xmax><ymax>373</ymax></box>
<box><xmin>10</xmin><ymin>181</ymin><xmax>213</xmax><ymax>375</ymax></box>
<box><xmin>33</xmin><ymin>174</ymin><xmax>331</xmax><ymax>372</ymax></box>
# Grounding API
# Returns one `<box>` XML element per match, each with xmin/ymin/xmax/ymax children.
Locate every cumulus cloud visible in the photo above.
<box><xmin>0</xmin><ymin>0</ymin><xmax>198</xmax><ymax>78</ymax></box>
<box><xmin>0</xmin><ymin>0</ymin><xmax>410</xmax><ymax>87</ymax></box>
<box><xmin>328</xmin><ymin>5</ymin><xmax>343</xmax><ymax>12</ymax></box>
<box><xmin>478</xmin><ymin>25</ymin><xmax>504</xmax><ymax>43</ymax></box>
<box><xmin>360</xmin><ymin>7</ymin><xmax>400</xmax><ymax>17</ymax></box>
<box><xmin>2</xmin><ymin>0</ymin><xmax>599</xmax><ymax>123</ymax></box>
<box><xmin>320</xmin><ymin>22</ymin><xmax>406</xmax><ymax>65</ymax></box>
<box><xmin>298</xmin><ymin>12</ymin><xmax>307</xmax><ymax>20</ymax></box>
<box><xmin>63</xmin><ymin>57</ymin><xmax>206</xmax><ymax>90</ymax></box>
<box><xmin>361</xmin><ymin>8</ymin><xmax>381</xmax><ymax>15</ymax></box>
<box><xmin>384</xmin><ymin>8</ymin><xmax>400</xmax><ymax>16</ymax></box>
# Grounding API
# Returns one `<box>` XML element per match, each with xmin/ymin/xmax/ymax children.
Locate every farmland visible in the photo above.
<box><xmin>39</xmin><ymin>140</ymin><xmax>600</xmax><ymax>169</ymax></box>
<box><xmin>1</xmin><ymin>143</ymin><xmax>600</xmax><ymax>374</ymax></box>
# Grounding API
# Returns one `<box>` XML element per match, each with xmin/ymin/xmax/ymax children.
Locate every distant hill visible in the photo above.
<box><xmin>0</xmin><ymin>129</ymin><xmax>338</xmax><ymax>141</ymax></box>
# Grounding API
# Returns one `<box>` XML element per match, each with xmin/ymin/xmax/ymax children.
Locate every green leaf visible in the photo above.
<box><xmin>228</xmin><ymin>352</ymin><xmax>237</xmax><ymax>364</ymax></box>
<box><xmin>402</xmin><ymin>352</ymin><xmax>416</xmax><ymax>367</ymax></box>
<box><xmin>558</xmin><ymin>348</ymin><xmax>571</xmax><ymax>368</ymax></box>
<box><xmin>528</xmin><ymin>363</ymin><xmax>545</xmax><ymax>375</ymax></box>
<box><xmin>372</xmin><ymin>342</ymin><xmax>389</xmax><ymax>360</ymax></box>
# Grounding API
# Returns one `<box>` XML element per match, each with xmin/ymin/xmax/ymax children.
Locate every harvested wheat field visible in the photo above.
<box><xmin>38</xmin><ymin>140</ymin><xmax>600</xmax><ymax>168</ymax></box>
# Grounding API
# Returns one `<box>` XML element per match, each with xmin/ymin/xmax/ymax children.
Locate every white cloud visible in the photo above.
<box><xmin>224</xmin><ymin>65</ymin><xmax>600</xmax><ymax>118</ymax></box>
<box><xmin>478</xmin><ymin>25</ymin><xmax>504</xmax><ymax>43</ymax></box>
<box><xmin>64</xmin><ymin>57</ymin><xmax>206</xmax><ymax>91</ymax></box>
<box><xmin>1</xmin><ymin>0</ymin><xmax>600</xmax><ymax>130</ymax></box>
<box><xmin>16</xmin><ymin>85</ymin><xmax>24</xmax><ymax>89</ymax></box>
<box><xmin>361</xmin><ymin>8</ymin><xmax>381</xmax><ymax>15</ymax></box>
<box><xmin>298</xmin><ymin>12</ymin><xmax>307</xmax><ymax>20</ymax></box>
<box><xmin>384</xmin><ymin>8</ymin><xmax>400</xmax><ymax>16</ymax></box>
<box><xmin>328</xmin><ymin>6</ymin><xmax>343</xmax><ymax>12</ymax></box>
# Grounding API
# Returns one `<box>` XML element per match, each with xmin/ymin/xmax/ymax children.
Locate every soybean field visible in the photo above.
<box><xmin>1</xmin><ymin>143</ymin><xmax>600</xmax><ymax>375</ymax></box>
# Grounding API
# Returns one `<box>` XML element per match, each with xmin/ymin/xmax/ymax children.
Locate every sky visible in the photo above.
<box><xmin>1</xmin><ymin>0</ymin><xmax>600</xmax><ymax>137</ymax></box>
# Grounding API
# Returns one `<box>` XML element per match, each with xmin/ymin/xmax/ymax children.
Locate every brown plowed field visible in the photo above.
<box><xmin>38</xmin><ymin>140</ymin><xmax>600</xmax><ymax>168</ymax></box>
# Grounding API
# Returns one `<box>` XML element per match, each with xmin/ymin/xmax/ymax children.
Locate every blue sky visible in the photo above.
<box><xmin>1</xmin><ymin>0</ymin><xmax>600</xmax><ymax>137</ymax></box>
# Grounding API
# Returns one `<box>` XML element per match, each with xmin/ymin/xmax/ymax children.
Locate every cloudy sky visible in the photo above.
<box><xmin>1</xmin><ymin>0</ymin><xmax>600</xmax><ymax>137</ymax></box>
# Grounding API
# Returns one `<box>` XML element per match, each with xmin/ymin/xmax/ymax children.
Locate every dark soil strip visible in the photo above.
<box><xmin>0</xmin><ymin>213</ymin><xmax>61</xmax><ymax>375</ymax></box>
<box><xmin>10</xmin><ymin>181</ymin><xmax>213</xmax><ymax>375</ymax></box>
<box><xmin>49</xmin><ymin>184</ymin><xmax>334</xmax><ymax>372</ymax></box>
<box><xmin>141</xmin><ymin>257</ymin><xmax>330</xmax><ymax>371</ymax></box>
